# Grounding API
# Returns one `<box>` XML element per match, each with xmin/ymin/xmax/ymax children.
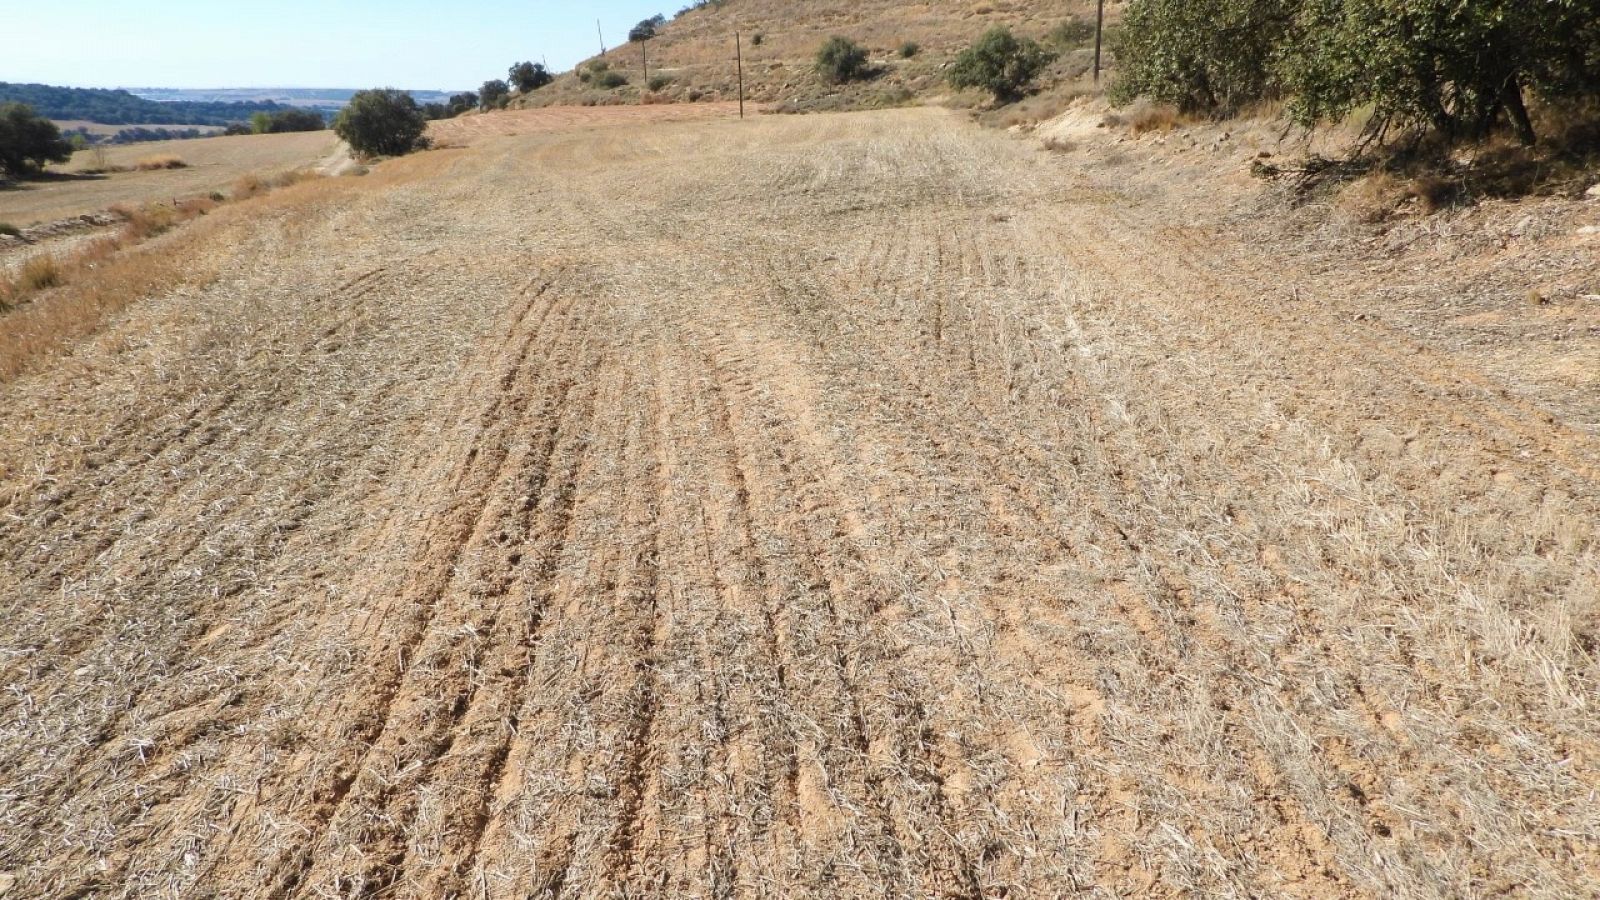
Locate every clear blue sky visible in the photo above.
<box><xmin>3</xmin><ymin>1</ymin><xmax>673</xmax><ymax>91</ymax></box>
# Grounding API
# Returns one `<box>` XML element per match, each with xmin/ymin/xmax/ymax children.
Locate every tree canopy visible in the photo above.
<box><xmin>630</xmin><ymin>14</ymin><xmax>667</xmax><ymax>42</ymax></box>
<box><xmin>333</xmin><ymin>89</ymin><xmax>428</xmax><ymax>158</ymax></box>
<box><xmin>509</xmin><ymin>62</ymin><xmax>554</xmax><ymax>93</ymax></box>
<box><xmin>1113</xmin><ymin>0</ymin><xmax>1600</xmax><ymax>144</ymax></box>
<box><xmin>479</xmin><ymin>79</ymin><xmax>511</xmax><ymax>110</ymax></box>
<box><xmin>0</xmin><ymin>103</ymin><xmax>74</xmax><ymax>178</ymax></box>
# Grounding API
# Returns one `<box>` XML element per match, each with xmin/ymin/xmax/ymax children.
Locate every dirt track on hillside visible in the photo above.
<box><xmin>2</xmin><ymin>108</ymin><xmax>1597</xmax><ymax>899</ymax></box>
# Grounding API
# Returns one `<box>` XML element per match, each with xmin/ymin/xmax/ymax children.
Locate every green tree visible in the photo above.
<box><xmin>1284</xmin><ymin>0</ymin><xmax>1600</xmax><ymax>144</ymax></box>
<box><xmin>479</xmin><ymin>79</ymin><xmax>511</xmax><ymax>109</ymax></box>
<box><xmin>266</xmin><ymin>108</ymin><xmax>327</xmax><ymax>133</ymax></box>
<box><xmin>1111</xmin><ymin>0</ymin><xmax>1296</xmax><ymax>114</ymax></box>
<box><xmin>0</xmin><ymin>103</ymin><xmax>73</xmax><ymax>178</ymax></box>
<box><xmin>333</xmin><ymin>88</ymin><xmax>428</xmax><ymax>158</ymax></box>
<box><xmin>1112</xmin><ymin>0</ymin><xmax>1600</xmax><ymax>143</ymax></box>
<box><xmin>947</xmin><ymin>28</ymin><xmax>1056</xmax><ymax>103</ymax></box>
<box><xmin>446</xmin><ymin>92</ymin><xmax>479</xmax><ymax>117</ymax></box>
<box><xmin>630</xmin><ymin>14</ymin><xmax>666</xmax><ymax>42</ymax></box>
<box><xmin>509</xmin><ymin>61</ymin><xmax>554</xmax><ymax>92</ymax></box>
<box><xmin>250</xmin><ymin>110</ymin><xmax>273</xmax><ymax>134</ymax></box>
<box><xmin>816</xmin><ymin>37</ymin><xmax>870</xmax><ymax>84</ymax></box>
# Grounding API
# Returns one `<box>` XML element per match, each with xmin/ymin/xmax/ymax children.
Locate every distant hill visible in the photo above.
<box><xmin>128</xmin><ymin>87</ymin><xmax>461</xmax><ymax>111</ymax></box>
<box><xmin>0</xmin><ymin>82</ymin><xmax>289</xmax><ymax>126</ymax></box>
<box><xmin>515</xmin><ymin>0</ymin><xmax>1111</xmax><ymax>111</ymax></box>
<box><xmin>1</xmin><ymin>83</ymin><xmax>466</xmax><ymax>127</ymax></box>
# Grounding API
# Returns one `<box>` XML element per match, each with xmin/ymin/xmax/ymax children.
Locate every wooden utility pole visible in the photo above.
<box><xmin>1093</xmin><ymin>0</ymin><xmax>1105</xmax><ymax>82</ymax></box>
<box><xmin>642</xmin><ymin>38</ymin><xmax>649</xmax><ymax>85</ymax></box>
<box><xmin>597</xmin><ymin>19</ymin><xmax>606</xmax><ymax>56</ymax></box>
<box><xmin>735</xmin><ymin>31</ymin><xmax>745</xmax><ymax>119</ymax></box>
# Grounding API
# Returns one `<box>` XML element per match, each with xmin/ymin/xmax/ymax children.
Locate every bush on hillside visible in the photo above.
<box><xmin>648</xmin><ymin>75</ymin><xmax>673</xmax><ymax>92</ymax></box>
<box><xmin>446</xmin><ymin>92</ymin><xmax>478</xmax><ymax>117</ymax></box>
<box><xmin>816</xmin><ymin>37</ymin><xmax>871</xmax><ymax>85</ymax></box>
<box><xmin>509</xmin><ymin>61</ymin><xmax>554</xmax><ymax>93</ymax></box>
<box><xmin>333</xmin><ymin>89</ymin><xmax>428</xmax><ymax>158</ymax></box>
<box><xmin>899</xmin><ymin>41</ymin><xmax>921</xmax><ymax>59</ymax></box>
<box><xmin>1049</xmin><ymin>17</ymin><xmax>1097</xmax><ymax>48</ymax></box>
<box><xmin>0</xmin><ymin>103</ymin><xmax>73</xmax><ymax>178</ymax></box>
<box><xmin>948</xmin><ymin>28</ymin><xmax>1056</xmax><ymax>103</ymax></box>
<box><xmin>595</xmin><ymin>71</ymin><xmax>629</xmax><ymax>90</ymax></box>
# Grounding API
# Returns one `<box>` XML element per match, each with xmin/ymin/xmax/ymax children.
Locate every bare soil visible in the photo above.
<box><xmin>0</xmin><ymin>106</ymin><xmax>1596</xmax><ymax>898</ymax></box>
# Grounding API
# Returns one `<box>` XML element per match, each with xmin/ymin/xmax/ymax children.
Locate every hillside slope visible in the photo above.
<box><xmin>517</xmin><ymin>0</ymin><xmax>1111</xmax><ymax>111</ymax></box>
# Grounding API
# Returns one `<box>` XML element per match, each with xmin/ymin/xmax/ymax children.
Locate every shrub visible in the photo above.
<box><xmin>596</xmin><ymin>71</ymin><xmax>629</xmax><ymax>90</ymax></box>
<box><xmin>446</xmin><ymin>92</ymin><xmax>478</xmax><ymax>117</ymax></box>
<box><xmin>648</xmin><ymin>75</ymin><xmax>673</xmax><ymax>92</ymax></box>
<box><xmin>816</xmin><ymin>37</ymin><xmax>870</xmax><ymax>84</ymax></box>
<box><xmin>333</xmin><ymin>88</ymin><xmax>429</xmax><ymax>158</ymax></box>
<box><xmin>1049</xmin><ymin>17</ymin><xmax>1097</xmax><ymax>48</ymax></box>
<box><xmin>509</xmin><ymin>61</ymin><xmax>554</xmax><ymax>92</ymax></box>
<box><xmin>750</xmin><ymin>32</ymin><xmax>764</xmax><ymax>46</ymax></box>
<box><xmin>948</xmin><ymin>28</ymin><xmax>1056</xmax><ymax>103</ymax></box>
<box><xmin>899</xmin><ymin>41</ymin><xmax>921</xmax><ymax>59</ymax></box>
<box><xmin>0</xmin><ymin>103</ymin><xmax>73</xmax><ymax>178</ymax></box>
<box><xmin>0</xmin><ymin>222</ymin><xmax>20</xmax><ymax>237</ymax></box>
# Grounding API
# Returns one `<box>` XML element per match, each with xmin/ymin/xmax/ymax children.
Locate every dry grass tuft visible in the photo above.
<box><xmin>112</xmin><ymin>203</ymin><xmax>181</xmax><ymax>241</ymax></box>
<box><xmin>232</xmin><ymin>173</ymin><xmax>269</xmax><ymax>200</ymax></box>
<box><xmin>1127</xmin><ymin>102</ymin><xmax>1182</xmax><ymax>135</ymax></box>
<box><xmin>133</xmin><ymin>155</ymin><xmax>189</xmax><ymax>171</ymax></box>
<box><xmin>17</xmin><ymin>256</ymin><xmax>63</xmax><ymax>292</ymax></box>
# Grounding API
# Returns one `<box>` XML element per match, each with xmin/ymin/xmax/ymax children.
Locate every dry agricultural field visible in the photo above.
<box><xmin>0</xmin><ymin>130</ymin><xmax>337</xmax><ymax>225</ymax></box>
<box><xmin>0</xmin><ymin>105</ymin><xmax>1597</xmax><ymax>898</ymax></box>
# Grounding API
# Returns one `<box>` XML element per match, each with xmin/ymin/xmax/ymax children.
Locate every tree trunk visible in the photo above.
<box><xmin>1501</xmin><ymin>77</ymin><xmax>1537</xmax><ymax>146</ymax></box>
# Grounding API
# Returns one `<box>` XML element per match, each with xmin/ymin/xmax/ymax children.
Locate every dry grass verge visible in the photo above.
<box><xmin>133</xmin><ymin>155</ymin><xmax>189</xmax><ymax>171</ymax></box>
<box><xmin>0</xmin><ymin>169</ymin><xmax>326</xmax><ymax>378</ymax></box>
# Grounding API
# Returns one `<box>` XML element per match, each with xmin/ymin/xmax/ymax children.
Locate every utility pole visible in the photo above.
<box><xmin>642</xmin><ymin>38</ymin><xmax>649</xmax><ymax>85</ymax></box>
<box><xmin>735</xmin><ymin>31</ymin><xmax>745</xmax><ymax>119</ymax></box>
<box><xmin>1093</xmin><ymin>0</ymin><xmax>1105</xmax><ymax>82</ymax></box>
<box><xmin>597</xmin><ymin>19</ymin><xmax>606</xmax><ymax>56</ymax></box>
